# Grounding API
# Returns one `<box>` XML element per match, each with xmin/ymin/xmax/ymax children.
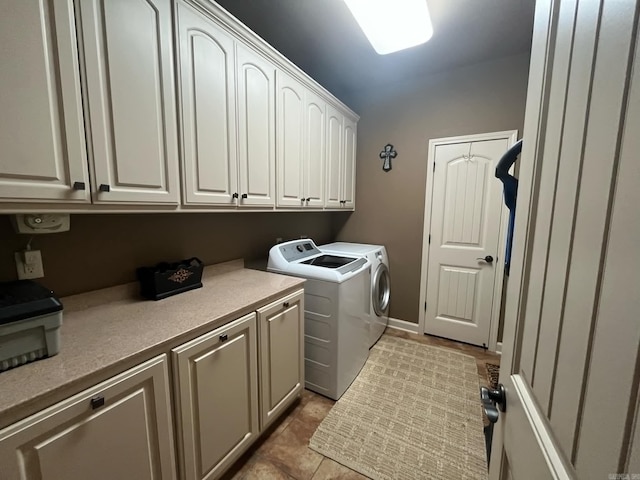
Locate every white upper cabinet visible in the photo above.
<box><xmin>176</xmin><ymin>2</ymin><xmax>238</xmax><ymax>206</ymax></box>
<box><xmin>325</xmin><ymin>104</ymin><xmax>344</xmax><ymax>208</ymax></box>
<box><xmin>305</xmin><ymin>90</ymin><xmax>326</xmax><ymax>208</ymax></box>
<box><xmin>236</xmin><ymin>44</ymin><xmax>276</xmax><ymax>207</ymax></box>
<box><xmin>0</xmin><ymin>0</ymin><xmax>89</xmax><ymax>203</ymax></box>
<box><xmin>342</xmin><ymin>116</ymin><xmax>357</xmax><ymax>209</ymax></box>
<box><xmin>78</xmin><ymin>0</ymin><xmax>180</xmax><ymax>204</ymax></box>
<box><xmin>325</xmin><ymin>105</ymin><xmax>356</xmax><ymax>209</ymax></box>
<box><xmin>276</xmin><ymin>72</ymin><xmax>306</xmax><ymax>207</ymax></box>
<box><xmin>276</xmin><ymin>70</ymin><xmax>326</xmax><ymax>209</ymax></box>
<box><xmin>0</xmin><ymin>0</ymin><xmax>355</xmax><ymax>212</ymax></box>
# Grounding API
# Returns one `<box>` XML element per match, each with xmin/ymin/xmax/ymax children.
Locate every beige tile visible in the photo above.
<box><xmin>301</xmin><ymin>388</ymin><xmax>316</xmax><ymax>405</ymax></box>
<box><xmin>272</xmin><ymin>397</ymin><xmax>306</xmax><ymax>436</ymax></box>
<box><xmin>296</xmin><ymin>393</ymin><xmax>335</xmax><ymax>430</ymax></box>
<box><xmin>224</xmin><ymin>455</ymin><xmax>295</xmax><ymax>480</ymax></box>
<box><xmin>258</xmin><ymin>418</ymin><xmax>324</xmax><ymax>480</ymax></box>
<box><xmin>311</xmin><ymin>458</ymin><xmax>369</xmax><ymax>480</ymax></box>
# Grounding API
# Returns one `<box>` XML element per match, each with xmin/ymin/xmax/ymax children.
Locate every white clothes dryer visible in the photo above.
<box><xmin>268</xmin><ymin>239</ymin><xmax>371</xmax><ymax>400</ymax></box>
<box><xmin>320</xmin><ymin>242</ymin><xmax>390</xmax><ymax>347</ymax></box>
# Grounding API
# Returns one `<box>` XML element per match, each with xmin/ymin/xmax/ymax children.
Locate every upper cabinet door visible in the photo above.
<box><xmin>177</xmin><ymin>2</ymin><xmax>238</xmax><ymax>206</ymax></box>
<box><xmin>0</xmin><ymin>0</ymin><xmax>89</xmax><ymax>203</ymax></box>
<box><xmin>276</xmin><ymin>71</ymin><xmax>305</xmax><ymax>208</ymax></box>
<box><xmin>236</xmin><ymin>44</ymin><xmax>276</xmax><ymax>207</ymax></box>
<box><xmin>325</xmin><ymin>104</ymin><xmax>343</xmax><ymax>208</ymax></box>
<box><xmin>304</xmin><ymin>91</ymin><xmax>326</xmax><ymax>208</ymax></box>
<box><xmin>342</xmin><ymin>116</ymin><xmax>357</xmax><ymax>209</ymax></box>
<box><xmin>78</xmin><ymin>0</ymin><xmax>179</xmax><ymax>204</ymax></box>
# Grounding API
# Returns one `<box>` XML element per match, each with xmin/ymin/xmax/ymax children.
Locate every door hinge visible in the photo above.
<box><xmin>428</xmin><ymin>234</ymin><xmax>431</xmax><ymax>244</ymax></box>
<box><xmin>424</xmin><ymin>301</ymin><xmax>427</xmax><ymax>311</ymax></box>
<box><xmin>433</xmin><ymin>162</ymin><xmax>436</xmax><ymax>172</ymax></box>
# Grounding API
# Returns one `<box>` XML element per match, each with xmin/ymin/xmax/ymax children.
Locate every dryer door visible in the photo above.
<box><xmin>372</xmin><ymin>263</ymin><xmax>390</xmax><ymax>316</ymax></box>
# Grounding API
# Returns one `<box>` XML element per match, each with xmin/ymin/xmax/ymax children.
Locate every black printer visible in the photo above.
<box><xmin>0</xmin><ymin>280</ymin><xmax>63</xmax><ymax>372</ymax></box>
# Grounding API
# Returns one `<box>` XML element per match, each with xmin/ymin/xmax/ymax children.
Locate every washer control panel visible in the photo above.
<box><xmin>279</xmin><ymin>240</ymin><xmax>321</xmax><ymax>262</ymax></box>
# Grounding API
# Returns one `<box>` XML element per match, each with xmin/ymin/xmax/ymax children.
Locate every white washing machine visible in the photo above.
<box><xmin>268</xmin><ymin>239</ymin><xmax>371</xmax><ymax>400</ymax></box>
<box><xmin>320</xmin><ymin>242</ymin><xmax>390</xmax><ymax>347</ymax></box>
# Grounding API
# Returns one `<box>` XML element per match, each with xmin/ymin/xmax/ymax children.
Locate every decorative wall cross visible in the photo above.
<box><xmin>379</xmin><ymin>144</ymin><xmax>397</xmax><ymax>172</ymax></box>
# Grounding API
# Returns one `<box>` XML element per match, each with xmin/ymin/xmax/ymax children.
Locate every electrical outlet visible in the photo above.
<box><xmin>15</xmin><ymin>250</ymin><xmax>45</xmax><ymax>279</ymax></box>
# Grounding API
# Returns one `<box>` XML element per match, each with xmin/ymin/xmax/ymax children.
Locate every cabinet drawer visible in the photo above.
<box><xmin>0</xmin><ymin>355</ymin><xmax>176</xmax><ymax>480</ymax></box>
<box><xmin>172</xmin><ymin>313</ymin><xmax>259</xmax><ymax>480</ymax></box>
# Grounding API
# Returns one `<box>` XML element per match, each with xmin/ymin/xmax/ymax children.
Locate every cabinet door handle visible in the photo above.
<box><xmin>219</xmin><ymin>334</ymin><xmax>228</xmax><ymax>342</ymax></box>
<box><xmin>232</xmin><ymin>192</ymin><xmax>239</xmax><ymax>199</ymax></box>
<box><xmin>73</xmin><ymin>181</ymin><xmax>86</xmax><ymax>190</ymax></box>
<box><xmin>241</xmin><ymin>193</ymin><xmax>248</xmax><ymax>199</ymax></box>
<box><xmin>305</xmin><ymin>197</ymin><xmax>311</xmax><ymax>202</ymax></box>
<box><xmin>99</xmin><ymin>184</ymin><xmax>110</xmax><ymax>192</ymax></box>
<box><xmin>90</xmin><ymin>395</ymin><xmax>105</xmax><ymax>410</ymax></box>
<box><xmin>283</xmin><ymin>302</ymin><xmax>290</xmax><ymax>308</ymax></box>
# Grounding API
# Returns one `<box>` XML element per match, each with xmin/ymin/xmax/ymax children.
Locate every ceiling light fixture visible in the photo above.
<box><xmin>342</xmin><ymin>0</ymin><xmax>433</xmax><ymax>55</ymax></box>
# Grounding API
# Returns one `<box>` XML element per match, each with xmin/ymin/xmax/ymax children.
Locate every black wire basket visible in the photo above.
<box><xmin>136</xmin><ymin>257</ymin><xmax>204</xmax><ymax>300</ymax></box>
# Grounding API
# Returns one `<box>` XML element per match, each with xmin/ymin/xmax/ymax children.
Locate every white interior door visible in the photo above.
<box><xmin>423</xmin><ymin>133</ymin><xmax>515</xmax><ymax>347</ymax></box>
<box><xmin>491</xmin><ymin>1</ymin><xmax>640</xmax><ymax>479</ymax></box>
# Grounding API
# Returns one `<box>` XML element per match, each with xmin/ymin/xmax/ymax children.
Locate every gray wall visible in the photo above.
<box><xmin>0</xmin><ymin>212</ymin><xmax>337</xmax><ymax>297</ymax></box>
<box><xmin>333</xmin><ymin>53</ymin><xmax>531</xmax><ymax>323</ymax></box>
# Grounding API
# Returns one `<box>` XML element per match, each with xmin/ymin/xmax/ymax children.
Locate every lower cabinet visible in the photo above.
<box><xmin>172</xmin><ymin>313</ymin><xmax>259</xmax><ymax>480</ymax></box>
<box><xmin>0</xmin><ymin>290</ymin><xmax>305</xmax><ymax>480</ymax></box>
<box><xmin>257</xmin><ymin>290</ymin><xmax>304</xmax><ymax>430</ymax></box>
<box><xmin>0</xmin><ymin>355</ymin><xmax>177</xmax><ymax>480</ymax></box>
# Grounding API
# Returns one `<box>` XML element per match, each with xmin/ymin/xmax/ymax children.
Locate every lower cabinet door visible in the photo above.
<box><xmin>172</xmin><ymin>313</ymin><xmax>259</xmax><ymax>480</ymax></box>
<box><xmin>0</xmin><ymin>355</ymin><xmax>177</xmax><ymax>480</ymax></box>
<box><xmin>257</xmin><ymin>290</ymin><xmax>304</xmax><ymax>430</ymax></box>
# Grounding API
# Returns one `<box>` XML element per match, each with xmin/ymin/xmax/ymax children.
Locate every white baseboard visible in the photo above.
<box><xmin>387</xmin><ymin>317</ymin><xmax>419</xmax><ymax>334</ymax></box>
<box><xmin>496</xmin><ymin>342</ymin><xmax>503</xmax><ymax>355</ymax></box>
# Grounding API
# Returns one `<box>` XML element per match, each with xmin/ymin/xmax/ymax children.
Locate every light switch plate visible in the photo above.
<box><xmin>15</xmin><ymin>250</ymin><xmax>45</xmax><ymax>279</ymax></box>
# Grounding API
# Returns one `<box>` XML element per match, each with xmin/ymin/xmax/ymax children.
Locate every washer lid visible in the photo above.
<box><xmin>268</xmin><ymin>239</ymin><xmax>370</xmax><ymax>283</ymax></box>
<box><xmin>320</xmin><ymin>242</ymin><xmax>383</xmax><ymax>256</ymax></box>
<box><xmin>302</xmin><ymin>254</ymin><xmax>358</xmax><ymax>269</ymax></box>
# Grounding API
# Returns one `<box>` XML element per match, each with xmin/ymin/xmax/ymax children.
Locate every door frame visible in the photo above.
<box><xmin>418</xmin><ymin>130</ymin><xmax>518</xmax><ymax>351</ymax></box>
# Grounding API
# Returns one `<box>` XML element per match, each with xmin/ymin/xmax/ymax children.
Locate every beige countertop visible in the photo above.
<box><xmin>0</xmin><ymin>260</ymin><xmax>304</xmax><ymax>429</ymax></box>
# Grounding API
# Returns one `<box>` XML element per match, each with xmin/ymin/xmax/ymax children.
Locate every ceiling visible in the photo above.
<box><xmin>215</xmin><ymin>0</ymin><xmax>536</xmax><ymax>108</ymax></box>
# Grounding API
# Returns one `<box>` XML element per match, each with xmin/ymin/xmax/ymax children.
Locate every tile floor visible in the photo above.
<box><xmin>222</xmin><ymin>329</ymin><xmax>501</xmax><ymax>480</ymax></box>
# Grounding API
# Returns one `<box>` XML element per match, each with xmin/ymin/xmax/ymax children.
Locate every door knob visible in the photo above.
<box><xmin>481</xmin><ymin>384</ymin><xmax>505</xmax><ymax>466</ymax></box>
<box><xmin>476</xmin><ymin>255</ymin><xmax>494</xmax><ymax>263</ymax></box>
<box><xmin>480</xmin><ymin>384</ymin><xmax>506</xmax><ymax>423</ymax></box>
